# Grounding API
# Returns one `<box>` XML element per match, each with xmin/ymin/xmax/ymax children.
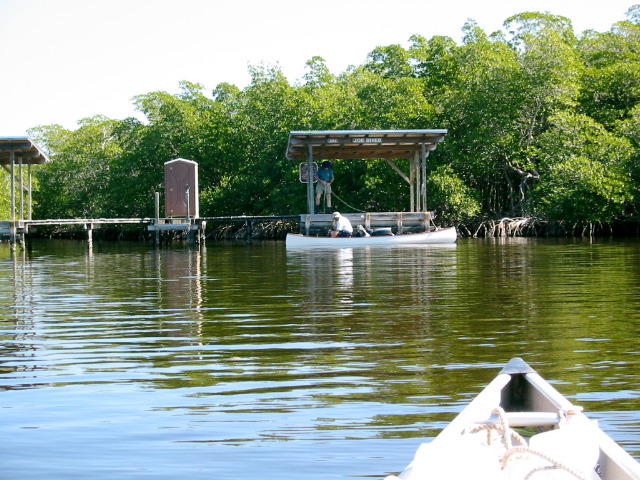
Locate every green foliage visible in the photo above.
<box><xmin>30</xmin><ymin>117</ymin><xmax>124</xmax><ymax>218</ymax></box>
<box><xmin>436</xmin><ymin>20</ymin><xmax>536</xmax><ymax>216</ymax></box>
<box><xmin>533</xmin><ymin>156</ymin><xmax>633</xmax><ymax>222</ymax></box>
<box><xmin>532</xmin><ymin>112</ymin><xmax>635</xmax><ymax>222</ymax></box>
<box><xmin>23</xmin><ymin>6</ymin><xmax>640</xmax><ymax>231</ymax></box>
<box><xmin>427</xmin><ymin>165</ymin><xmax>481</xmax><ymax>221</ymax></box>
<box><xmin>577</xmin><ymin>9</ymin><xmax>640</xmax><ymax>131</ymax></box>
<box><xmin>365</xmin><ymin>44</ymin><xmax>414</xmax><ymax>78</ymax></box>
<box><xmin>409</xmin><ymin>34</ymin><xmax>459</xmax><ymax>93</ymax></box>
<box><xmin>504</xmin><ymin>11</ymin><xmax>576</xmax><ymax>50</ymax></box>
<box><xmin>0</xmin><ymin>170</ymin><xmax>12</xmax><ymax>219</ymax></box>
<box><xmin>618</xmin><ymin>104</ymin><xmax>640</xmax><ymax>150</ymax></box>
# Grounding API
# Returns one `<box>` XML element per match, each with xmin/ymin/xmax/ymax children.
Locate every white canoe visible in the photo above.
<box><xmin>386</xmin><ymin>358</ymin><xmax>640</xmax><ymax>480</ymax></box>
<box><xmin>285</xmin><ymin>227</ymin><xmax>457</xmax><ymax>248</ymax></box>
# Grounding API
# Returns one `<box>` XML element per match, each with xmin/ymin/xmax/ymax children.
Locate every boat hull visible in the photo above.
<box><xmin>285</xmin><ymin>227</ymin><xmax>457</xmax><ymax>248</ymax></box>
<box><xmin>386</xmin><ymin>358</ymin><xmax>640</xmax><ymax>480</ymax></box>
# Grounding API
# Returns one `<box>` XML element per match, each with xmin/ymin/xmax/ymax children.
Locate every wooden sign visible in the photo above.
<box><xmin>299</xmin><ymin>162</ymin><xmax>318</xmax><ymax>183</ymax></box>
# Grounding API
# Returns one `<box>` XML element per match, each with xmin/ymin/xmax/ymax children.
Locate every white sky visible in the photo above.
<box><xmin>0</xmin><ymin>0</ymin><xmax>636</xmax><ymax>136</ymax></box>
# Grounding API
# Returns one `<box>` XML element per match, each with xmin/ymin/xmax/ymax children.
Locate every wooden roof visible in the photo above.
<box><xmin>0</xmin><ymin>137</ymin><xmax>49</xmax><ymax>165</ymax></box>
<box><xmin>286</xmin><ymin>129</ymin><xmax>448</xmax><ymax>161</ymax></box>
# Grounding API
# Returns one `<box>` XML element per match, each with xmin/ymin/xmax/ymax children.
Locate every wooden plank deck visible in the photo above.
<box><xmin>0</xmin><ymin>213</ymin><xmax>431</xmax><ymax>235</ymax></box>
<box><xmin>0</xmin><ymin>218</ymin><xmax>154</xmax><ymax>236</ymax></box>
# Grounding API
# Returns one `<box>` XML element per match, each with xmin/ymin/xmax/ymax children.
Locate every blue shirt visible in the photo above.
<box><xmin>316</xmin><ymin>166</ymin><xmax>333</xmax><ymax>183</ymax></box>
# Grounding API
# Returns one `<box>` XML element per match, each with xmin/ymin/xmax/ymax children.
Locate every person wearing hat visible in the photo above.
<box><xmin>330</xmin><ymin>212</ymin><xmax>353</xmax><ymax>237</ymax></box>
<box><xmin>315</xmin><ymin>161</ymin><xmax>334</xmax><ymax>213</ymax></box>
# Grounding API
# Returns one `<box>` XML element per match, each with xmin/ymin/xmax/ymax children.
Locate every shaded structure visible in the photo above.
<box><xmin>0</xmin><ymin>137</ymin><xmax>49</xmax><ymax>247</ymax></box>
<box><xmin>286</xmin><ymin>129</ymin><xmax>448</xmax><ymax>214</ymax></box>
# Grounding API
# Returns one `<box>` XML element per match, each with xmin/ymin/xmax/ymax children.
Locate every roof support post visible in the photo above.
<box><xmin>10</xmin><ymin>149</ymin><xmax>15</xmax><ymax>221</ymax></box>
<box><xmin>306</xmin><ymin>144</ymin><xmax>315</xmax><ymax>216</ymax></box>
<box><xmin>18</xmin><ymin>156</ymin><xmax>24</xmax><ymax>220</ymax></box>
<box><xmin>28</xmin><ymin>164</ymin><xmax>32</xmax><ymax>220</ymax></box>
<box><xmin>410</xmin><ymin>155</ymin><xmax>415</xmax><ymax>212</ymax></box>
<box><xmin>9</xmin><ymin>149</ymin><xmax>15</xmax><ymax>248</ymax></box>
<box><xmin>415</xmin><ymin>151</ymin><xmax>422</xmax><ymax>212</ymax></box>
<box><xmin>421</xmin><ymin>143</ymin><xmax>428</xmax><ymax>212</ymax></box>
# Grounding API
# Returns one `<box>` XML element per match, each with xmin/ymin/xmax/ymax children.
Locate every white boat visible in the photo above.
<box><xmin>386</xmin><ymin>358</ymin><xmax>640</xmax><ymax>480</ymax></box>
<box><xmin>285</xmin><ymin>227</ymin><xmax>457</xmax><ymax>248</ymax></box>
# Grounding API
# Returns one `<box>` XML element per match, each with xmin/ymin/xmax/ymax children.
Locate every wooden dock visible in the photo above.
<box><xmin>0</xmin><ymin>215</ymin><xmax>299</xmax><ymax>249</ymax></box>
<box><xmin>0</xmin><ymin>211</ymin><xmax>433</xmax><ymax>249</ymax></box>
<box><xmin>1</xmin><ymin>218</ymin><xmax>155</xmax><ymax>249</ymax></box>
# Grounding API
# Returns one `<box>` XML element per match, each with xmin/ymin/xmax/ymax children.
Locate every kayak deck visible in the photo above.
<box><xmin>386</xmin><ymin>358</ymin><xmax>640</xmax><ymax>480</ymax></box>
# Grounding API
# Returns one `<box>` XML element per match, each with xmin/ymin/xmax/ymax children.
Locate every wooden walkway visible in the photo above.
<box><xmin>0</xmin><ymin>215</ymin><xmax>300</xmax><ymax>249</ymax></box>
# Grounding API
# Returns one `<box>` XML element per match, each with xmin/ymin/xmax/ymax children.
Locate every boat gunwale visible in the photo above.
<box><xmin>285</xmin><ymin>227</ymin><xmax>457</xmax><ymax>248</ymax></box>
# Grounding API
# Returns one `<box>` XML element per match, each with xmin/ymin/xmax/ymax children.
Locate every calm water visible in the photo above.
<box><xmin>2</xmin><ymin>237</ymin><xmax>640</xmax><ymax>479</ymax></box>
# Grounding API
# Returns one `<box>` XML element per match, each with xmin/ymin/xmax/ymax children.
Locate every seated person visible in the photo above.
<box><xmin>331</xmin><ymin>212</ymin><xmax>353</xmax><ymax>237</ymax></box>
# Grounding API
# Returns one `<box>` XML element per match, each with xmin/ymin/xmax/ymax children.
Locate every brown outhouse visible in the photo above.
<box><xmin>164</xmin><ymin>158</ymin><xmax>199</xmax><ymax>218</ymax></box>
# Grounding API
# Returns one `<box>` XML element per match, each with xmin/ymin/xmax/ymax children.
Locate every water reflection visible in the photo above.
<box><xmin>287</xmin><ymin>247</ymin><xmax>356</xmax><ymax>310</ymax></box>
<box><xmin>286</xmin><ymin>244</ymin><xmax>459</xmax><ymax>313</ymax></box>
<box><xmin>152</xmin><ymin>247</ymin><xmax>206</xmax><ymax>338</ymax></box>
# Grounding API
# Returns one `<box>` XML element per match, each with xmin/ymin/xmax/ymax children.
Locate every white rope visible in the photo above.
<box><xmin>470</xmin><ymin>406</ymin><xmax>591</xmax><ymax>480</ymax></box>
<box><xmin>502</xmin><ymin>446</ymin><xmax>590</xmax><ymax>480</ymax></box>
<box><xmin>468</xmin><ymin>407</ymin><xmax>527</xmax><ymax>450</ymax></box>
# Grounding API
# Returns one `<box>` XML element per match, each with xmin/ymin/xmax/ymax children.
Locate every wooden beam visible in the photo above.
<box><xmin>384</xmin><ymin>159</ymin><xmax>410</xmax><ymax>183</ymax></box>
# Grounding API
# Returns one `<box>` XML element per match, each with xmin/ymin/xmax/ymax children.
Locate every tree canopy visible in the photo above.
<box><xmin>20</xmin><ymin>6</ymin><xmax>640</xmax><ymax>231</ymax></box>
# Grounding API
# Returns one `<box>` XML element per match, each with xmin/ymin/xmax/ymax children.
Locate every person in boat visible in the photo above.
<box><xmin>315</xmin><ymin>161</ymin><xmax>334</xmax><ymax>213</ymax></box>
<box><xmin>330</xmin><ymin>212</ymin><xmax>353</xmax><ymax>237</ymax></box>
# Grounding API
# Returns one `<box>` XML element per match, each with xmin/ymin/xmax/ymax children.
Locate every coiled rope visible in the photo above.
<box><xmin>469</xmin><ymin>407</ymin><xmax>591</xmax><ymax>480</ymax></box>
